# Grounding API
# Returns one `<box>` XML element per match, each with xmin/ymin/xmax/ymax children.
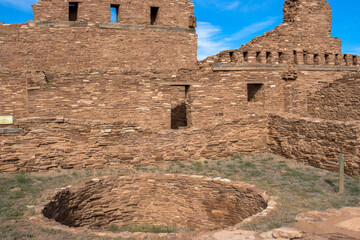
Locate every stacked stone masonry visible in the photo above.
<box><xmin>1</xmin><ymin>0</ymin><xmax>360</xmax><ymax>175</ymax></box>
<box><xmin>42</xmin><ymin>175</ymin><xmax>268</xmax><ymax>230</ymax></box>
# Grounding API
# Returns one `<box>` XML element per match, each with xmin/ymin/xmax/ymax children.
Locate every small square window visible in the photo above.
<box><xmin>353</xmin><ymin>56</ymin><xmax>357</xmax><ymax>66</ymax></box>
<box><xmin>247</xmin><ymin>84</ymin><xmax>264</xmax><ymax>102</ymax></box>
<box><xmin>314</xmin><ymin>54</ymin><xmax>319</xmax><ymax>65</ymax></box>
<box><xmin>266</xmin><ymin>52</ymin><xmax>272</xmax><ymax>63</ymax></box>
<box><xmin>325</xmin><ymin>54</ymin><xmax>330</xmax><ymax>65</ymax></box>
<box><xmin>111</xmin><ymin>5</ymin><xmax>120</xmax><ymax>23</ymax></box>
<box><xmin>243</xmin><ymin>52</ymin><xmax>249</xmax><ymax>62</ymax></box>
<box><xmin>278</xmin><ymin>52</ymin><xmax>284</xmax><ymax>64</ymax></box>
<box><xmin>150</xmin><ymin>7</ymin><xmax>159</xmax><ymax>25</ymax></box>
<box><xmin>256</xmin><ymin>52</ymin><xmax>261</xmax><ymax>63</ymax></box>
<box><xmin>229</xmin><ymin>51</ymin><xmax>235</xmax><ymax>62</ymax></box>
<box><xmin>69</xmin><ymin>2</ymin><xmax>78</xmax><ymax>21</ymax></box>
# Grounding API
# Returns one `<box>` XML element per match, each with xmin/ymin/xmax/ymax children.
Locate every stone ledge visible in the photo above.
<box><xmin>0</xmin><ymin>128</ymin><xmax>24</xmax><ymax>134</ymax></box>
<box><xmin>146</xmin><ymin>25</ymin><xmax>195</xmax><ymax>33</ymax></box>
<box><xmin>31</xmin><ymin>21</ymin><xmax>196</xmax><ymax>34</ymax></box>
<box><xmin>99</xmin><ymin>23</ymin><xmax>144</xmax><ymax>30</ymax></box>
<box><xmin>32</xmin><ymin>21</ymin><xmax>88</xmax><ymax>28</ymax></box>
<box><xmin>213</xmin><ymin>63</ymin><xmax>287</xmax><ymax>71</ymax></box>
<box><xmin>213</xmin><ymin>63</ymin><xmax>360</xmax><ymax>72</ymax></box>
<box><xmin>295</xmin><ymin>65</ymin><xmax>360</xmax><ymax>71</ymax></box>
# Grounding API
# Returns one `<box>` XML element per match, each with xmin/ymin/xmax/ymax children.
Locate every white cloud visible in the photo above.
<box><xmin>195</xmin><ymin>0</ymin><xmax>274</xmax><ymax>12</ymax></box>
<box><xmin>225</xmin><ymin>17</ymin><xmax>278</xmax><ymax>41</ymax></box>
<box><xmin>0</xmin><ymin>0</ymin><xmax>38</xmax><ymax>12</ymax></box>
<box><xmin>197</xmin><ymin>18</ymin><xmax>278</xmax><ymax>60</ymax></box>
<box><xmin>223</xmin><ymin>1</ymin><xmax>241</xmax><ymax>11</ymax></box>
<box><xmin>197</xmin><ymin>22</ymin><xmax>230</xmax><ymax>60</ymax></box>
<box><xmin>342</xmin><ymin>46</ymin><xmax>360</xmax><ymax>55</ymax></box>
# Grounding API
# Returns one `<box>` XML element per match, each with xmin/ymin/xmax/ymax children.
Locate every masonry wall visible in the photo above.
<box><xmin>33</xmin><ymin>0</ymin><xmax>195</xmax><ymax>29</ymax></box>
<box><xmin>268</xmin><ymin>114</ymin><xmax>360</xmax><ymax>176</ymax></box>
<box><xmin>204</xmin><ymin>0</ymin><xmax>360</xmax><ymax>69</ymax></box>
<box><xmin>0</xmin><ymin>115</ymin><xmax>268</xmax><ymax>173</ymax></box>
<box><xmin>307</xmin><ymin>73</ymin><xmax>360</xmax><ymax>121</ymax></box>
<box><xmin>0</xmin><ymin>23</ymin><xmax>197</xmax><ymax>73</ymax></box>
<box><xmin>0</xmin><ymin>71</ymin><xmax>28</xmax><ymax>119</ymax></box>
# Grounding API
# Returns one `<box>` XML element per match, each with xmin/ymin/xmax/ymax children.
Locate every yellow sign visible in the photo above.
<box><xmin>0</xmin><ymin>115</ymin><xmax>13</xmax><ymax>125</ymax></box>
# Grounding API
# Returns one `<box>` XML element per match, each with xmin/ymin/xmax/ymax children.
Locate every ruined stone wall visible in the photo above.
<box><xmin>205</xmin><ymin>0</ymin><xmax>360</xmax><ymax>68</ymax></box>
<box><xmin>43</xmin><ymin>175</ymin><xmax>267</xmax><ymax>230</ymax></box>
<box><xmin>307</xmin><ymin>73</ymin><xmax>360</xmax><ymax>121</ymax></box>
<box><xmin>0</xmin><ymin>23</ymin><xmax>197</xmax><ymax>73</ymax></box>
<box><xmin>33</xmin><ymin>0</ymin><xmax>195</xmax><ymax>29</ymax></box>
<box><xmin>0</xmin><ymin>71</ymin><xmax>28</xmax><ymax>119</ymax></box>
<box><xmin>0</xmin><ymin>115</ymin><xmax>268</xmax><ymax>173</ymax></box>
<box><xmin>268</xmin><ymin>114</ymin><xmax>360</xmax><ymax>176</ymax></box>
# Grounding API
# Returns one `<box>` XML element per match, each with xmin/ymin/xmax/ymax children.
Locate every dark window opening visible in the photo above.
<box><xmin>303</xmin><ymin>53</ymin><xmax>307</xmax><ymax>65</ymax></box>
<box><xmin>266</xmin><ymin>52</ymin><xmax>272</xmax><ymax>63</ymax></box>
<box><xmin>314</xmin><ymin>54</ymin><xmax>319</xmax><ymax>65</ymax></box>
<box><xmin>353</xmin><ymin>56</ymin><xmax>357</xmax><ymax>66</ymax></box>
<box><xmin>171</xmin><ymin>85</ymin><xmax>189</xmax><ymax>129</ymax></box>
<box><xmin>293</xmin><ymin>51</ymin><xmax>298</xmax><ymax>64</ymax></box>
<box><xmin>69</xmin><ymin>2</ymin><xmax>78</xmax><ymax>21</ymax></box>
<box><xmin>344</xmin><ymin>54</ymin><xmax>348</xmax><ymax>65</ymax></box>
<box><xmin>229</xmin><ymin>51</ymin><xmax>234</xmax><ymax>62</ymax></box>
<box><xmin>243</xmin><ymin>52</ymin><xmax>248</xmax><ymax>62</ymax></box>
<box><xmin>150</xmin><ymin>7</ymin><xmax>159</xmax><ymax>25</ymax></box>
<box><xmin>110</xmin><ymin>4</ymin><xmax>119</xmax><ymax>23</ymax></box>
<box><xmin>247</xmin><ymin>83</ymin><xmax>264</xmax><ymax>102</ymax></box>
<box><xmin>335</xmin><ymin>54</ymin><xmax>339</xmax><ymax>65</ymax></box>
<box><xmin>278</xmin><ymin>52</ymin><xmax>284</xmax><ymax>63</ymax></box>
<box><xmin>325</xmin><ymin>54</ymin><xmax>330</xmax><ymax>65</ymax></box>
<box><xmin>256</xmin><ymin>52</ymin><xmax>261</xmax><ymax>63</ymax></box>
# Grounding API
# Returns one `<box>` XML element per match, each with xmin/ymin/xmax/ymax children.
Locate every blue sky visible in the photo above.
<box><xmin>0</xmin><ymin>0</ymin><xmax>359</xmax><ymax>60</ymax></box>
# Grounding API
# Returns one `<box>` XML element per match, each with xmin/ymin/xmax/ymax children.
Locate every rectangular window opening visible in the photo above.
<box><xmin>229</xmin><ymin>51</ymin><xmax>235</xmax><ymax>62</ymax></box>
<box><xmin>247</xmin><ymin>83</ymin><xmax>264</xmax><ymax>102</ymax></box>
<box><xmin>293</xmin><ymin>51</ymin><xmax>298</xmax><ymax>64</ymax></box>
<box><xmin>314</xmin><ymin>54</ymin><xmax>319</xmax><ymax>65</ymax></box>
<box><xmin>335</xmin><ymin>54</ymin><xmax>339</xmax><ymax>65</ymax></box>
<box><xmin>69</xmin><ymin>2</ymin><xmax>78</xmax><ymax>21</ymax></box>
<box><xmin>150</xmin><ymin>7</ymin><xmax>159</xmax><ymax>25</ymax></box>
<box><xmin>110</xmin><ymin>5</ymin><xmax>119</xmax><ymax>23</ymax></box>
<box><xmin>256</xmin><ymin>52</ymin><xmax>261</xmax><ymax>63</ymax></box>
<box><xmin>325</xmin><ymin>54</ymin><xmax>330</xmax><ymax>65</ymax></box>
<box><xmin>344</xmin><ymin>54</ymin><xmax>348</xmax><ymax>65</ymax></box>
<box><xmin>278</xmin><ymin>52</ymin><xmax>284</xmax><ymax>64</ymax></box>
<box><xmin>243</xmin><ymin>52</ymin><xmax>248</xmax><ymax>62</ymax></box>
<box><xmin>171</xmin><ymin>85</ymin><xmax>189</xmax><ymax>129</ymax></box>
<box><xmin>266</xmin><ymin>52</ymin><xmax>272</xmax><ymax>63</ymax></box>
<box><xmin>303</xmin><ymin>53</ymin><xmax>308</xmax><ymax>65</ymax></box>
<box><xmin>353</xmin><ymin>56</ymin><xmax>357</xmax><ymax>66</ymax></box>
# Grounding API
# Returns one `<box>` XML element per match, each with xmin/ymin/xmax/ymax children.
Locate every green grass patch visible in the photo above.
<box><xmin>0</xmin><ymin>154</ymin><xmax>360</xmax><ymax>238</ymax></box>
<box><xmin>107</xmin><ymin>224</ymin><xmax>178</xmax><ymax>233</ymax></box>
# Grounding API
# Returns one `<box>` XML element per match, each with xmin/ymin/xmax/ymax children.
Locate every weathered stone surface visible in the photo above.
<box><xmin>307</xmin><ymin>73</ymin><xmax>360</xmax><ymax>121</ymax></box>
<box><xmin>0</xmin><ymin>0</ymin><xmax>360</xmax><ymax>176</ymax></box>
<box><xmin>42</xmin><ymin>174</ymin><xmax>269</xmax><ymax>230</ymax></box>
<box><xmin>268</xmin><ymin>114</ymin><xmax>360</xmax><ymax>176</ymax></box>
<box><xmin>294</xmin><ymin>207</ymin><xmax>360</xmax><ymax>240</ymax></box>
<box><xmin>202</xmin><ymin>230</ymin><xmax>262</xmax><ymax>240</ymax></box>
<box><xmin>272</xmin><ymin>227</ymin><xmax>304</xmax><ymax>239</ymax></box>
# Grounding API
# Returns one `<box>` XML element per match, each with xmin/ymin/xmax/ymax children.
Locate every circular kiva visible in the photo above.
<box><xmin>42</xmin><ymin>174</ymin><xmax>270</xmax><ymax>231</ymax></box>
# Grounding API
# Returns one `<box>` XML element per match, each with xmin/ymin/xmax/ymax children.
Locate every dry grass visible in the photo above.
<box><xmin>0</xmin><ymin>154</ymin><xmax>359</xmax><ymax>239</ymax></box>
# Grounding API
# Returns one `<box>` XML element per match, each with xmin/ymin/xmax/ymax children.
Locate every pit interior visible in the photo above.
<box><xmin>43</xmin><ymin>174</ymin><xmax>269</xmax><ymax>231</ymax></box>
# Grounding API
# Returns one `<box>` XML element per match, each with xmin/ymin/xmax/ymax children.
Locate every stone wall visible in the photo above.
<box><xmin>33</xmin><ymin>0</ymin><xmax>195</xmax><ymax>29</ymax></box>
<box><xmin>42</xmin><ymin>174</ymin><xmax>268</xmax><ymax>230</ymax></box>
<box><xmin>307</xmin><ymin>73</ymin><xmax>360</xmax><ymax>121</ymax></box>
<box><xmin>0</xmin><ymin>23</ymin><xmax>197</xmax><ymax>73</ymax></box>
<box><xmin>268</xmin><ymin>114</ymin><xmax>360</xmax><ymax>176</ymax></box>
<box><xmin>0</xmin><ymin>71</ymin><xmax>28</xmax><ymax>119</ymax></box>
<box><xmin>0</xmin><ymin>115</ymin><xmax>268</xmax><ymax>173</ymax></box>
<box><xmin>204</xmin><ymin>0</ymin><xmax>359</xmax><ymax>68</ymax></box>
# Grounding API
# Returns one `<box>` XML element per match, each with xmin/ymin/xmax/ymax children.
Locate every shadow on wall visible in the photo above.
<box><xmin>171</xmin><ymin>102</ymin><xmax>188</xmax><ymax>129</ymax></box>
